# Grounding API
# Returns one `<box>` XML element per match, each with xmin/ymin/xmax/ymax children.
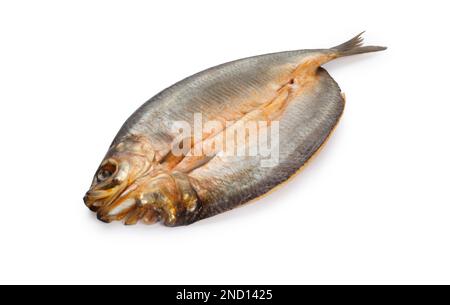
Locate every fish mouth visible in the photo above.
<box><xmin>87</xmin><ymin>185</ymin><xmax>160</xmax><ymax>225</ymax></box>
<box><xmin>84</xmin><ymin>183</ymin><xmax>127</xmax><ymax>212</ymax></box>
<box><xmin>96</xmin><ymin>198</ymin><xmax>137</xmax><ymax>223</ymax></box>
<box><xmin>97</xmin><ymin>203</ymin><xmax>160</xmax><ymax>225</ymax></box>
<box><xmin>84</xmin><ymin>177</ymin><xmax>160</xmax><ymax>225</ymax></box>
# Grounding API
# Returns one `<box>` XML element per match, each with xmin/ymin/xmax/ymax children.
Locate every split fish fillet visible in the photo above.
<box><xmin>84</xmin><ymin>33</ymin><xmax>386</xmax><ymax>226</ymax></box>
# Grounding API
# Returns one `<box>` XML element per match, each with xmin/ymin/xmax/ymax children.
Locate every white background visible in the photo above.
<box><xmin>1</xmin><ymin>0</ymin><xmax>449</xmax><ymax>284</ymax></box>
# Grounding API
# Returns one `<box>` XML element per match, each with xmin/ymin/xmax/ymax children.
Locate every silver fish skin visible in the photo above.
<box><xmin>84</xmin><ymin>33</ymin><xmax>386</xmax><ymax>226</ymax></box>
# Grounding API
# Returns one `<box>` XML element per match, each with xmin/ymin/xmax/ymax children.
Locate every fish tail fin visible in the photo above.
<box><xmin>280</xmin><ymin>32</ymin><xmax>385</xmax><ymax>83</ymax></box>
<box><xmin>331</xmin><ymin>32</ymin><xmax>387</xmax><ymax>57</ymax></box>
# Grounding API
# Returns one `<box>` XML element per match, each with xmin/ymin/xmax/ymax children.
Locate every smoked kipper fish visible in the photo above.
<box><xmin>84</xmin><ymin>32</ymin><xmax>386</xmax><ymax>226</ymax></box>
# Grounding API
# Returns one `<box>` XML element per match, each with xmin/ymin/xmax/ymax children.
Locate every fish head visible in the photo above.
<box><xmin>83</xmin><ymin>135</ymin><xmax>155</xmax><ymax>214</ymax></box>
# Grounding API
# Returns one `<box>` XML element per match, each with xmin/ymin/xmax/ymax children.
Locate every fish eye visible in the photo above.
<box><xmin>97</xmin><ymin>161</ymin><xmax>117</xmax><ymax>182</ymax></box>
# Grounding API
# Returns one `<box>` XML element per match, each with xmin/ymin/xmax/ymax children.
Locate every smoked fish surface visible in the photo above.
<box><xmin>84</xmin><ymin>33</ymin><xmax>386</xmax><ymax>226</ymax></box>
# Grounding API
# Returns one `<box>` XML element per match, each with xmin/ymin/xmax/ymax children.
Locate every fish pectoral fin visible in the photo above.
<box><xmin>139</xmin><ymin>171</ymin><xmax>200</xmax><ymax>226</ymax></box>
